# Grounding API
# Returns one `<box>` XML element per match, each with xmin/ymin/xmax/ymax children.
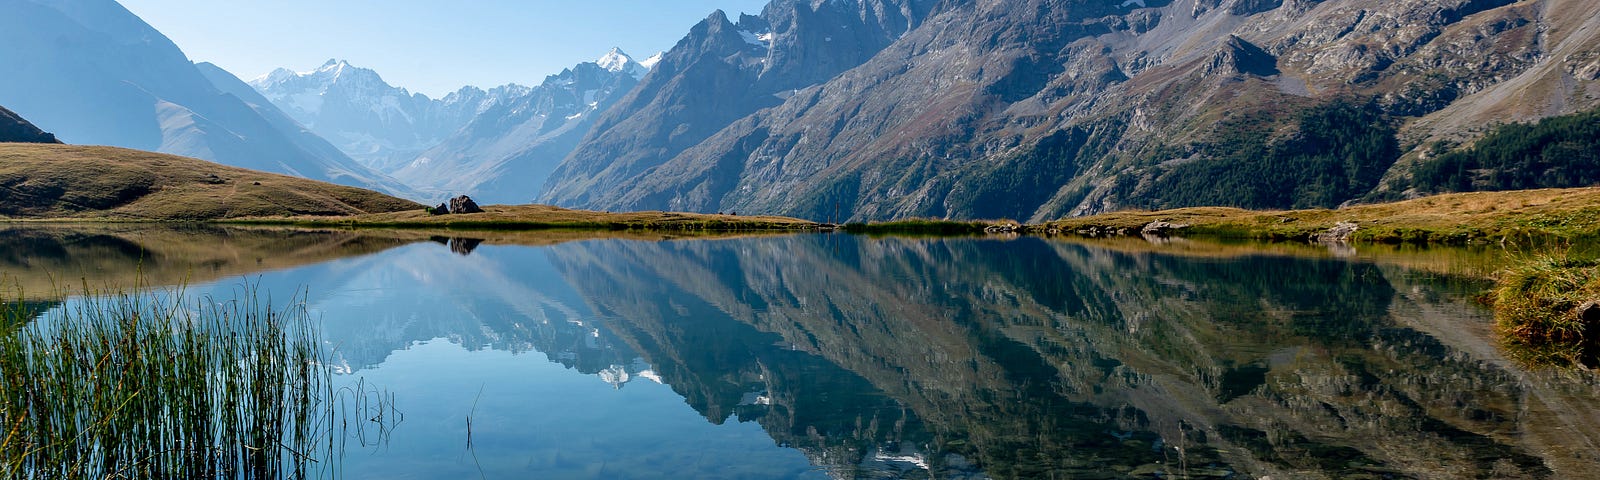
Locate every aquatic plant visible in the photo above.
<box><xmin>0</xmin><ymin>282</ymin><xmax>385</xmax><ymax>479</ymax></box>
<box><xmin>1492</xmin><ymin>254</ymin><xmax>1600</xmax><ymax>366</ymax></box>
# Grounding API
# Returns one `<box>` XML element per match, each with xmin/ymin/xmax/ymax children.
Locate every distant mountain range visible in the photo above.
<box><xmin>390</xmin><ymin>48</ymin><xmax>654</xmax><ymax>204</ymax></box>
<box><xmin>0</xmin><ymin>0</ymin><xmax>414</xmax><ymax>198</ymax></box>
<box><xmin>248</xmin><ymin>60</ymin><xmax>531</xmax><ymax>172</ymax></box>
<box><xmin>248</xmin><ymin>49</ymin><xmax>657</xmax><ymax>205</ymax></box>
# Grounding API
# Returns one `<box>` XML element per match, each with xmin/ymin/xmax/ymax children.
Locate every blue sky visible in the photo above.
<box><xmin>117</xmin><ymin>0</ymin><xmax>771</xmax><ymax>97</ymax></box>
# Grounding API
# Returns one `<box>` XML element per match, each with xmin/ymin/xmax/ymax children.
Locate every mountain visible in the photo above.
<box><xmin>248</xmin><ymin>60</ymin><xmax>530</xmax><ymax>172</ymax></box>
<box><xmin>392</xmin><ymin>48</ymin><xmax>651</xmax><ymax>204</ymax></box>
<box><xmin>541</xmin><ymin>1</ymin><xmax>937</xmax><ymax>210</ymax></box>
<box><xmin>541</xmin><ymin>0</ymin><xmax>1600</xmax><ymax>222</ymax></box>
<box><xmin>0</xmin><ymin>143</ymin><xmax>422</xmax><ymax>220</ymax></box>
<box><xmin>0</xmin><ymin>0</ymin><xmax>414</xmax><ymax>198</ymax></box>
<box><xmin>0</xmin><ymin>105</ymin><xmax>59</xmax><ymax>144</ymax></box>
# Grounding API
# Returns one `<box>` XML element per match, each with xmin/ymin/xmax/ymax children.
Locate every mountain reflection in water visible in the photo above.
<box><xmin>9</xmin><ymin>228</ymin><xmax>1600</xmax><ymax>479</ymax></box>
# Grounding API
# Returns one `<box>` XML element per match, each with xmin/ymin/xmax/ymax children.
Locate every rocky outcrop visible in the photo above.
<box><xmin>448</xmin><ymin>195</ymin><xmax>483</xmax><ymax>214</ymax></box>
<box><xmin>1140</xmin><ymin>220</ymin><xmax>1190</xmax><ymax>237</ymax></box>
<box><xmin>1317</xmin><ymin>221</ymin><xmax>1360</xmax><ymax>243</ymax></box>
<box><xmin>0</xmin><ymin>105</ymin><xmax>59</xmax><ymax>143</ymax></box>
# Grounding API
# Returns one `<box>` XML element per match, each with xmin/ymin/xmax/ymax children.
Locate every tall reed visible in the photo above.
<box><xmin>0</xmin><ymin>282</ymin><xmax>371</xmax><ymax>479</ymax></box>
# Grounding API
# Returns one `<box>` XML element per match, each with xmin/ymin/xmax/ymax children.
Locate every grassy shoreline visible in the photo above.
<box><xmin>1033</xmin><ymin>188</ymin><xmax>1600</xmax><ymax>244</ymax></box>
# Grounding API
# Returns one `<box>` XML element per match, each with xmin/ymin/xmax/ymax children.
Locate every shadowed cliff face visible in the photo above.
<box><xmin>545</xmin><ymin>235</ymin><xmax>1598</xmax><ymax>479</ymax></box>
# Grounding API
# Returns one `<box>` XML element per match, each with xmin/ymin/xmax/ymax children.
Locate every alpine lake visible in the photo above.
<box><xmin>4</xmin><ymin>224</ymin><xmax>1600</xmax><ymax>480</ymax></box>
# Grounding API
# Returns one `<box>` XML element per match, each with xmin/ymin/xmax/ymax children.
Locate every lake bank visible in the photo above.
<box><xmin>1033</xmin><ymin>187</ymin><xmax>1600</xmax><ymax>245</ymax></box>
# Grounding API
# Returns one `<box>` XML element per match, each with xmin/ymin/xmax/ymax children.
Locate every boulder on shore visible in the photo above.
<box><xmin>1317</xmin><ymin>221</ymin><xmax>1359</xmax><ymax>244</ymax></box>
<box><xmin>1141</xmin><ymin>221</ymin><xmax>1189</xmax><ymax>236</ymax></box>
<box><xmin>449</xmin><ymin>195</ymin><xmax>483</xmax><ymax>214</ymax></box>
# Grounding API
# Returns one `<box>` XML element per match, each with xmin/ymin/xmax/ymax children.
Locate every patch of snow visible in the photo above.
<box><xmin>873</xmin><ymin>451</ymin><xmax>930</xmax><ymax>470</ymax></box>
<box><xmin>639</xmin><ymin>52</ymin><xmax>664</xmax><ymax>70</ymax></box>
<box><xmin>1120</xmin><ymin>0</ymin><xmax>1147</xmax><ymax>7</ymax></box>
<box><xmin>739</xmin><ymin>30</ymin><xmax>770</xmax><ymax>47</ymax></box>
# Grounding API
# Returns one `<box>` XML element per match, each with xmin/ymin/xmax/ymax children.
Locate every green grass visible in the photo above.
<box><xmin>1491</xmin><ymin>254</ymin><xmax>1600</xmax><ymax>367</ymax></box>
<box><xmin>0</xmin><ymin>281</ymin><xmax>394</xmax><ymax>479</ymax></box>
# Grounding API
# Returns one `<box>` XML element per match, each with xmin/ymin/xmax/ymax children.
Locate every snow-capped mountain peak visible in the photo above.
<box><xmin>595</xmin><ymin>47</ymin><xmax>651</xmax><ymax>80</ymax></box>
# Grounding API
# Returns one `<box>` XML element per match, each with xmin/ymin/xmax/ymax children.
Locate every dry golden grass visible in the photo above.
<box><xmin>0</xmin><ymin>143</ymin><xmax>422</xmax><ymax>220</ymax></box>
<box><xmin>1040</xmin><ymin>188</ymin><xmax>1600</xmax><ymax>243</ymax></box>
<box><xmin>239</xmin><ymin>204</ymin><xmax>822</xmax><ymax>231</ymax></box>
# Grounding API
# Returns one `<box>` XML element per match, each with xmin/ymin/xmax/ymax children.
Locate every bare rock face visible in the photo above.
<box><xmin>449</xmin><ymin>195</ymin><xmax>483</xmax><ymax>214</ymax></box>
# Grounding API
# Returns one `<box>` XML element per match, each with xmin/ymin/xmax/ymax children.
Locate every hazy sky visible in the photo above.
<box><xmin>117</xmin><ymin>0</ymin><xmax>771</xmax><ymax>97</ymax></box>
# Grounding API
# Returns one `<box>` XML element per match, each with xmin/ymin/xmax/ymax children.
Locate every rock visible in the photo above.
<box><xmin>1318</xmin><ymin>221</ymin><xmax>1359</xmax><ymax>244</ymax></box>
<box><xmin>1580</xmin><ymin>301</ymin><xmax>1600</xmax><ymax>326</ymax></box>
<box><xmin>1141</xmin><ymin>221</ymin><xmax>1189</xmax><ymax>236</ymax></box>
<box><xmin>449</xmin><ymin>238</ymin><xmax>484</xmax><ymax>256</ymax></box>
<box><xmin>449</xmin><ymin>195</ymin><xmax>483</xmax><ymax>214</ymax></box>
<box><xmin>984</xmin><ymin>223</ymin><xmax>1020</xmax><ymax>234</ymax></box>
<box><xmin>429</xmin><ymin>203</ymin><xmax>449</xmax><ymax>215</ymax></box>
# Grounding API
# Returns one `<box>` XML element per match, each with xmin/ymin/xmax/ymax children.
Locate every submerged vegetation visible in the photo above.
<box><xmin>0</xmin><ymin>282</ymin><xmax>394</xmax><ymax>479</ymax></box>
<box><xmin>1491</xmin><ymin>254</ymin><xmax>1600</xmax><ymax>367</ymax></box>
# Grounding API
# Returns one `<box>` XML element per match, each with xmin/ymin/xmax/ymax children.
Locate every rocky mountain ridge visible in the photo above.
<box><xmin>537</xmin><ymin>0</ymin><xmax>1600</xmax><ymax>221</ymax></box>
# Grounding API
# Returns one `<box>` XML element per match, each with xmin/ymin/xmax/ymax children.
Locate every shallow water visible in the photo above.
<box><xmin>6</xmin><ymin>226</ymin><xmax>1600</xmax><ymax>479</ymax></box>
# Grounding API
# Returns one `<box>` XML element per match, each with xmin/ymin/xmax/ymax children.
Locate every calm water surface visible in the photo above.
<box><xmin>5</xmin><ymin>226</ymin><xmax>1600</xmax><ymax>479</ymax></box>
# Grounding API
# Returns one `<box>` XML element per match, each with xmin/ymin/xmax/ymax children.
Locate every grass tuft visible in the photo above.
<box><xmin>0</xmin><ymin>280</ymin><xmax>392</xmax><ymax>479</ymax></box>
<box><xmin>1491</xmin><ymin>254</ymin><xmax>1600</xmax><ymax>367</ymax></box>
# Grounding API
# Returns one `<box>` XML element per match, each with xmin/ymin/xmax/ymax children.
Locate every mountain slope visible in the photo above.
<box><xmin>0</xmin><ymin>106</ymin><xmax>59</xmax><ymax>144</ymax></box>
<box><xmin>393</xmin><ymin>48</ymin><xmax>649</xmax><ymax>204</ymax></box>
<box><xmin>0</xmin><ymin>0</ymin><xmax>413</xmax><ymax>198</ymax></box>
<box><xmin>539</xmin><ymin>1</ymin><xmax>937</xmax><ymax>208</ymax></box>
<box><xmin>249</xmin><ymin>60</ymin><xmax>529</xmax><ymax>172</ymax></box>
<box><xmin>542</xmin><ymin>0</ymin><xmax>1600</xmax><ymax>222</ymax></box>
<box><xmin>0</xmin><ymin>144</ymin><xmax>422</xmax><ymax>220</ymax></box>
